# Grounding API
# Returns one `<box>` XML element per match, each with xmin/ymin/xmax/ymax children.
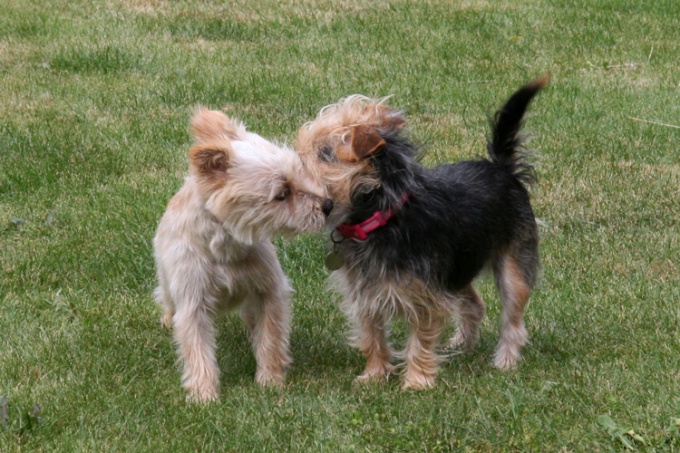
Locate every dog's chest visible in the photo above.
<box><xmin>208</xmin><ymin>232</ymin><xmax>280</xmax><ymax>301</ymax></box>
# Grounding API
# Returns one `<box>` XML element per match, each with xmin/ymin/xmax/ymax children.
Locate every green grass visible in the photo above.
<box><xmin>1</xmin><ymin>0</ymin><xmax>678</xmax><ymax>450</ymax></box>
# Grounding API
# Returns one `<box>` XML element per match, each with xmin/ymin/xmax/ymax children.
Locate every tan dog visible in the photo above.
<box><xmin>154</xmin><ymin>109</ymin><xmax>333</xmax><ymax>402</ymax></box>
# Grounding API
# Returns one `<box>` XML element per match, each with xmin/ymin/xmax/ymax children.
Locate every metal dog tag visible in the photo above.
<box><xmin>324</xmin><ymin>251</ymin><xmax>344</xmax><ymax>271</ymax></box>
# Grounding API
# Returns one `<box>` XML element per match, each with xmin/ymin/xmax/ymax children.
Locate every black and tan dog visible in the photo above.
<box><xmin>296</xmin><ymin>79</ymin><xmax>546</xmax><ymax>389</ymax></box>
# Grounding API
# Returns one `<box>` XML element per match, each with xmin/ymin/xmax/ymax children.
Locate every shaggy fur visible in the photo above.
<box><xmin>296</xmin><ymin>79</ymin><xmax>546</xmax><ymax>389</ymax></box>
<box><xmin>154</xmin><ymin>109</ymin><xmax>332</xmax><ymax>402</ymax></box>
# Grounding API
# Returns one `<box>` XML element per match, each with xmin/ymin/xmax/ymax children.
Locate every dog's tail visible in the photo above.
<box><xmin>487</xmin><ymin>76</ymin><xmax>547</xmax><ymax>185</ymax></box>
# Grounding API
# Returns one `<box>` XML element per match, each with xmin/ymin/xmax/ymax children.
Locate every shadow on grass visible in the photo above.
<box><xmin>207</xmin><ymin>301</ymin><xmax>579</xmax><ymax>392</ymax></box>
<box><xmin>211</xmin><ymin>315</ymin><xmax>357</xmax><ymax>390</ymax></box>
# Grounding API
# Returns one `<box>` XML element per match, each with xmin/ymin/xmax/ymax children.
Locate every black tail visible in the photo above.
<box><xmin>488</xmin><ymin>77</ymin><xmax>547</xmax><ymax>185</ymax></box>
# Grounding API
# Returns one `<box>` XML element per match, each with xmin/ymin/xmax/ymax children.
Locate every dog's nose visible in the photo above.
<box><xmin>322</xmin><ymin>199</ymin><xmax>334</xmax><ymax>217</ymax></box>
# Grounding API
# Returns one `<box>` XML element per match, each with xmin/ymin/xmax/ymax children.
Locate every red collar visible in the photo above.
<box><xmin>336</xmin><ymin>194</ymin><xmax>410</xmax><ymax>241</ymax></box>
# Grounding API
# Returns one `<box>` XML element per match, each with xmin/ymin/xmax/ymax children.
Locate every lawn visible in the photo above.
<box><xmin>1</xmin><ymin>0</ymin><xmax>678</xmax><ymax>451</ymax></box>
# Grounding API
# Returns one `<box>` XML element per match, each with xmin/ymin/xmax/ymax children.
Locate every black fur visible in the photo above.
<box><xmin>337</xmin><ymin>80</ymin><xmax>544</xmax><ymax>292</ymax></box>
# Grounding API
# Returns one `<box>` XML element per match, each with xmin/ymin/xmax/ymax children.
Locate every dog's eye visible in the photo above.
<box><xmin>318</xmin><ymin>146</ymin><xmax>336</xmax><ymax>163</ymax></box>
<box><xmin>274</xmin><ymin>187</ymin><xmax>290</xmax><ymax>201</ymax></box>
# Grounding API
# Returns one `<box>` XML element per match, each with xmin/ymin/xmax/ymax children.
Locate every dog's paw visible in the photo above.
<box><xmin>448</xmin><ymin>329</ymin><xmax>478</xmax><ymax>351</ymax></box>
<box><xmin>492</xmin><ymin>347</ymin><xmax>521</xmax><ymax>370</ymax></box>
<box><xmin>493</xmin><ymin>330</ymin><xmax>527</xmax><ymax>370</ymax></box>
<box><xmin>353</xmin><ymin>372</ymin><xmax>387</xmax><ymax>385</ymax></box>
<box><xmin>353</xmin><ymin>363</ymin><xmax>395</xmax><ymax>385</ymax></box>
<box><xmin>401</xmin><ymin>373</ymin><xmax>436</xmax><ymax>391</ymax></box>
<box><xmin>185</xmin><ymin>386</ymin><xmax>219</xmax><ymax>404</ymax></box>
<box><xmin>255</xmin><ymin>370</ymin><xmax>285</xmax><ymax>388</ymax></box>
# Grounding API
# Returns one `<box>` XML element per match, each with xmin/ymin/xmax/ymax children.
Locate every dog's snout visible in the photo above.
<box><xmin>322</xmin><ymin>199</ymin><xmax>334</xmax><ymax>217</ymax></box>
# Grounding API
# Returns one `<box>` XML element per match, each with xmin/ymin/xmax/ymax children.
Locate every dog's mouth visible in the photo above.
<box><xmin>284</xmin><ymin>211</ymin><xmax>328</xmax><ymax>235</ymax></box>
<box><xmin>324</xmin><ymin>203</ymin><xmax>351</xmax><ymax>230</ymax></box>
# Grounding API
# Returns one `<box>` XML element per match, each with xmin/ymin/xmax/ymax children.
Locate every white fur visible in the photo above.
<box><xmin>154</xmin><ymin>110</ymin><xmax>329</xmax><ymax>402</ymax></box>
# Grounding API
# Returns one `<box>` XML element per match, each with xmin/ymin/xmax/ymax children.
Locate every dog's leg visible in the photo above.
<box><xmin>173</xmin><ymin>301</ymin><xmax>220</xmax><ymax>402</ymax></box>
<box><xmin>402</xmin><ymin>312</ymin><xmax>445</xmax><ymax>390</ymax></box>
<box><xmin>493</xmin><ymin>254</ymin><xmax>532</xmax><ymax>369</ymax></box>
<box><xmin>353</xmin><ymin>312</ymin><xmax>394</xmax><ymax>384</ymax></box>
<box><xmin>245</xmin><ymin>286</ymin><xmax>292</xmax><ymax>387</ymax></box>
<box><xmin>449</xmin><ymin>285</ymin><xmax>486</xmax><ymax>350</ymax></box>
<box><xmin>153</xmin><ymin>268</ymin><xmax>175</xmax><ymax>328</ymax></box>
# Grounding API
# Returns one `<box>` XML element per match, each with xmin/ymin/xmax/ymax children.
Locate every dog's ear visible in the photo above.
<box><xmin>336</xmin><ymin>125</ymin><xmax>386</xmax><ymax>163</ymax></box>
<box><xmin>190</xmin><ymin>108</ymin><xmax>242</xmax><ymax>144</ymax></box>
<box><xmin>189</xmin><ymin>143</ymin><xmax>231</xmax><ymax>186</ymax></box>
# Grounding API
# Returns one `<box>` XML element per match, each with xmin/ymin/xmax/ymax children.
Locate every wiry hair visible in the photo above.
<box><xmin>296</xmin><ymin>95</ymin><xmax>408</xmax><ymax>217</ymax></box>
<box><xmin>304</xmin><ymin>95</ymin><xmax>402</xmax><ymax>131</ymax></box>
<box><xmin>296</xmin><ymin>79</ymin><xmax>546</xmax><ymax>390</ymax></box>
<box><xmin>153</xmin><ymin>109</ymin><xmax>331</xmax><ymax>402</ymax></box>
